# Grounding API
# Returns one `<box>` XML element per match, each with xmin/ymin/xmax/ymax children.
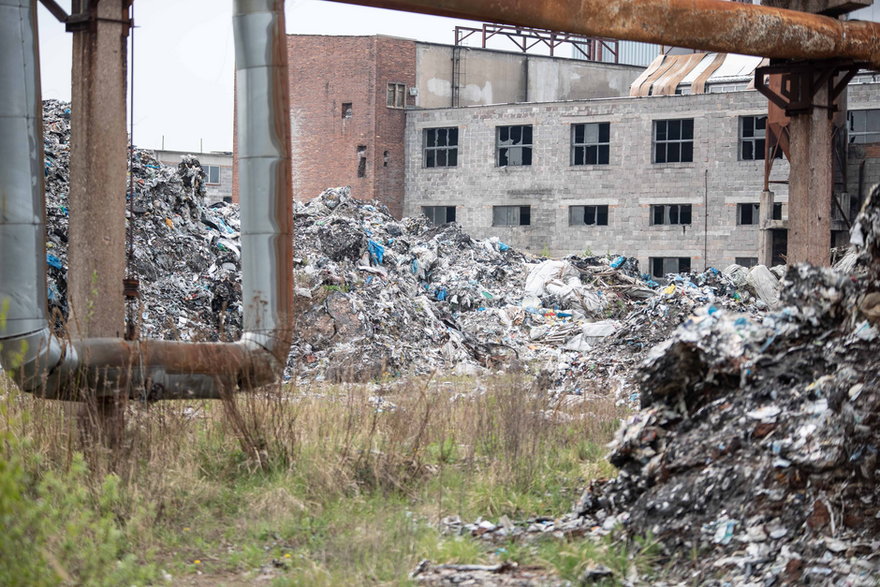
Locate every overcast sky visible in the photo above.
<box><xmin>37</xmin><ymin>1</ymin><xmax>480</xmax><ymax>153</ymax></box>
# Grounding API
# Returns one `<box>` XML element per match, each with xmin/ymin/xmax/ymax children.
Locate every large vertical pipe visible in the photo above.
<box><xmin>233</xmin><ymin>0</ymin><xmax>294</xmax><ymax>364</ymax></box>
<box><xmin>0</xmin><ymin>0</ymin><xmax>79</xmax><ymax>386</ymax></box>
<box><xmin>1</xmin><ymin>0</ymin><xmax>293</xmax><ymax>401</ymax></box>
<box><xmin>67</xmin><ymin>0</ymin><xmax>130</xmax><ymax>339</ymax></box>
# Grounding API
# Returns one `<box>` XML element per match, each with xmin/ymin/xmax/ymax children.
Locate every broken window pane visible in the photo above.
<box><xmin>740</xmin><ymin>115</ymin><xmax>775</xmax><ymax>160</ymax></box>
<box><xmin>651</xmin><ymin>204</ymin><xmax>692</xmax><ymax>225</ymax></box>
<box><xmin>571</xmin><ymin>122</ymin><xmax>610</xmax><ymax>166</ymax></box>
<box><xmin>342</xmin><ymin>102</ymin><xmax>352</xmax><ymax>119</ymax></box>
<box><xmin>568</xmin><ymin>205</ymin><xmax>609</xmax><ymax>226</ymax></box>
<box><xmin>496</xmin><ymin>125</ymin><xmax>533</xmax><ymax>167</ymax></box>
<box><xmin>737</xmin><ymin>203</ymin><xmax>760</xmax><ymax>225</ymax></box>
<box><xmin>422</xmin><ymin>206</ymin><xmax>456</xmax><ymax>226</ymax></box>
<box><xmin>424</xmin><ymin>127</ymin><xmax>459</xmax><ymax>168</ymax></box>
<box><xmin>357</xmin><ymin>145</ymin><xmax>366</xmax><ymax>178</ymax></box>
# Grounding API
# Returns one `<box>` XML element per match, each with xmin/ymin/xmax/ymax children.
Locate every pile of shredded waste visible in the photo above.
<box><xmin>42</xmin><ymin>100</ymin><xmax>782</xmax><ymax>402</ymax></box>
<box><xmin>559</xmin><ymin>185</ymin><xmax>880</xmax><ymax>584</ymax></box>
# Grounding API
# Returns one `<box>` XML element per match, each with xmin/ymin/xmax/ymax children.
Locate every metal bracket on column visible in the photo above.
<box><xmin>755</xmin><ymin>59</ymin><xmax>865</xmax><ymax>119</ymax></box>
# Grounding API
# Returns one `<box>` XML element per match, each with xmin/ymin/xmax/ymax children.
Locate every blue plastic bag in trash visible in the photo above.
<box><xmin>46</xmin><ymin>253</ymin><xmax>63</xmax><ymax>269</ymax></box>
<box><xmin>610</xmin><ymin>255</ymin><xmax>626</xmax><ymax>269</ymax></box>
<box><xmin>367</xmin><ymin>240</ymin><xmax>385</xmax><ymax>265</ymax></box>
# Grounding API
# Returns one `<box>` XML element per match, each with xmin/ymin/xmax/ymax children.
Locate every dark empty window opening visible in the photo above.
<box><xmin>571</xmin><ymin>122</ymin><xmax>610</xmax><ymax>165</ymax></box>
<box><xmin>848</xmin><ymin>109</ymin><xmax>880</xmax><ymax>144</ymax></box>
<box><xmin>653</xmin><ymin>119</ymin><xmax>694</xmax><ymax>163</ymax></box>
<box><xmin>497</xmin><ymin>125</ymin><xmax>533</xmax><ymax>167</ymax></box>
<box><xmin>422</xmin><ymin>206</ymin><xmax>456</xmax><ymax>226</ymax></box>
<box><xmin>342</xmin><ymin>102</ymin><xmax>353</xmax><ymax>119</ymax></box>
<box><xmin>735</xmin><ymin>257</ymin><xmax>758</xmax><ymax>268</ymax></box>
<box><xmin>737</xmin><ymin>203</ymin><xmax>760</xmax><ymax>225</ymax></box>
<box><xmin>569</xmin><ymin>205</ymin><xmax>609</xmax><ymax>226</ymax></box>
<box><xmin>357</xmin><ymin>145</ymin><xmax>366</xmax><ymax>178</ymax></box>
<box><xmin>651</xmin><ymin>204</ymin><xmax>692</xmax><ymax>225</ymax></box>
<box><xmin>650</xmin><ymin>256</ymin><xmax>691</xmax><ymax>278</ymax></box>
<box><xmin>383</xmin><ymin>151</ymin><xmax>389</xmax><ymax>167</ymax></box>
<box><xmin>493</xmin><ymin>205</ymin><xmax>531</xmax><ymax>226</ymax></box>
<box><xmin>424</xmin><ymin>127</ymin><xmax>458</xmax><ymax>168</ymax></box>
<box><xmin>772</xmin><ymin>202</ymin><xmax>783</xmax><ymax>220</ymax></box>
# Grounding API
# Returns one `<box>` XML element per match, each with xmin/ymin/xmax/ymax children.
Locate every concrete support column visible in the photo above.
<box><xmin>68</xmin><ymin>0</ymin><xmax>130</xmax><ymax>339</ymax></box>
<box><xmin>758</xmin><ymin>190</ymin><xmax>775</xmax><ymax>265</ymax></box>
<box><xmin>787</xmin><ymin>83</ymin><xmax>833</xmax><ymax>265</ymax></box>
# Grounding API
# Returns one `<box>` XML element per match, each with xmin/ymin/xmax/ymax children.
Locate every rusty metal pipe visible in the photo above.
<box><xmin>1</xmin><ymin>0</ymin><xmax>293</xmax><ymax>401</ymax></box>
<box><xmin>325</xmin><ymin>0</ymin><xmax>880</xmax><ymax>69</ymax></box>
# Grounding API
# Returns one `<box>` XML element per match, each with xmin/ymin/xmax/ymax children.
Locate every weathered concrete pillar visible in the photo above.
<box><xmin>758</xmin><ymin>190</ymin><xmax>775</xmax><ymax>265</ymax></box>
<box><xmin>68</xmin><ymin>0</ymin><xmax>130</xmax><ymax>339</ymax></box>
<box><xmin>787</xmin><ymin>83</ymin><xmax>834</xmax><ymax>265</ymax></box>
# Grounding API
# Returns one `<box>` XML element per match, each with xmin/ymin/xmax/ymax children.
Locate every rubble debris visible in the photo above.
<box><xmin>42</xmin><ymin>100</ymin><xmax>243</xmax><ymax>342</ymax></box>
<box><xmin>40</xmin><ymin>99</ymin><xmax>780</xmax><ymax>401</ymax></box>
<box><xmin>566</xmin><ymin>185</ymin><xmax>880</xmax><ymax>584</ymax></box>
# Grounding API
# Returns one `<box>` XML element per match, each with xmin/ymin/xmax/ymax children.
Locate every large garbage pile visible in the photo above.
<box><xmin>43</xmin><ymin>99</ymin><xmax>243</xmax><ymax>341</ymax></box>
<box><xmin>41</xmin><ymin>100</ymin><xmax>785</xmax><ymax>399</ymax></box>
<box><xmin>566</xmin><ymin>186</ymin><xmax>880</xmax><ymax>584</ymax></box>
<box><xmin>289</xmin><ymin>187</ymin><xmax>779</xmax><ymax>388</ymax></box>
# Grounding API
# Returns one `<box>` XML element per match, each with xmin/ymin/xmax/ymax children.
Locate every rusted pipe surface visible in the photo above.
<box><xmin>324</xmin><ymin>0</ymin><xmax>880</xmax><ymax>69</ymax></box>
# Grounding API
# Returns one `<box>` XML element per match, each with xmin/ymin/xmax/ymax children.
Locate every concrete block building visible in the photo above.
<box><xmin>404</xmin><ymin>79</ymin><xmax>880</xmax><ymax>273</ymax></box>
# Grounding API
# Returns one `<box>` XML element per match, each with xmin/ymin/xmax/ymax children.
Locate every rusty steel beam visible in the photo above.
<box><xmin>325</xmin><ymin>0</ymin><xmax>880</xmax><ymax>69</ymax></box>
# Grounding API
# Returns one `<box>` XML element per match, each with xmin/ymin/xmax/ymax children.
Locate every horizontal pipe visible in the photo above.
<box><xmin>325</xmin><ymin>0</ymin><xmax>880</xmax><ymax>69</ymax></box>
<box><xmin>1</xmin><ymin>0</ymin><xmax>293</xmax><ymax>401</ymax></box>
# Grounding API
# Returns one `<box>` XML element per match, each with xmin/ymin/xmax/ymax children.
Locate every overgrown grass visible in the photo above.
<box><xmin>0</xmin><ymin>371</ymin><xmax>628</xmax><ymax>584</ymax></box>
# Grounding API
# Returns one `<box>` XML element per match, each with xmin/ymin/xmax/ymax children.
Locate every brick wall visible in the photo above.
<box><xmin>405</xmin><ymin>90</ymin><xmax>795</xmax><ymax>271</ymax></box>
<box><xmin>285</xmin><ymin>35</ymin><xmax>415</xmax><ymax>217</ymax></box>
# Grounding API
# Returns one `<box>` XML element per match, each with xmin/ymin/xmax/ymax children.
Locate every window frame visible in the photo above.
<box><xmin>492</xmin><ymin>205</ymin><xmax>531</xmax><ymax>227</ymax></box>
<box><xmin>848</xmin><ymin>109</ymin><xmax>880</xmax><ymax>144</ymax></box>
<box><xmin>649</xmin><ymin>256</ymin><xmax>691</xmax><ymax>278</ymax></box>
<box><xmin>571</xmin><ymin>122</ymin><xmax>610</xmax><ymax>166</ymax></box>
<box><xmin>496</xmin><ymin>125</ymin><xmax>533</xmax><ymax>167</ymax></box>
<box><xmin>650</xmin><ymin>204</ymin><xmax>693</xmax><ymax>226</ymax></box>
<box><xmin>423</xmin><ymin>127</ymin><xmax>459</xmax><ymax>169</ymax></box>
<box><xmin>422</xmin><ymin>206</ymin><xmax>456</xmax><ymax>226</ymax></box>
<box><xmin>386</xmin><ymin>82</ymin><xmax>406</xmax><ymax>109</ymax></box>
<box><xmin>737</xmin><ymin>202</ymin><xmax>760</xmax><ymax>225</ymax></box>
<box><xmin>568</xmin><ymin>205</ymin><xmax>609</xmax><ymax>226</ymax></box>
<box><xmin>653</xmin><ymin>118</ymin><xmax>694</xmax><ymax>164</ymax></box>
<box><xmin>203</xmin><ymin>165</ymin><xmax>220</xmax><ymax>185</ymax></box>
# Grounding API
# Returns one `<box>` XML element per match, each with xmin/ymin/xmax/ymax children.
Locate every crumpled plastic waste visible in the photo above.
<box><xmin>565</xmin><ymin>185</ymin><xmax>880</xmax><ymax>585</ymax></box>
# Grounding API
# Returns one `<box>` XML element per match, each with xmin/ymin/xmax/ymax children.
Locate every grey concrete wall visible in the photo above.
<box><xmin>846</xmin><ymin>83</ymin><xmax>880</xmax><ymax>206</ymax></box>
<box><xmin>415</xmin><ymin>43</ymin><xmax>642</xmax><ymax>109</ymax></box>
<box><xmin>405</xmin><ymin>89</ymin><xmax>806</xmax><ymax>272</ymax></box>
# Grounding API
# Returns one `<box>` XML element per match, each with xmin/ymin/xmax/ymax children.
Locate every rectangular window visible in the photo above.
<box><xmin>651</xmin><ymin>204</ymin><xmax>692</xmax><ymax>225</ymax></box>
<box><xmin>422</xmin><ymin>206</ymin><xmax>456</xmax><ymax>226</ymax></box>
<box><xmin>848</xmin><ymin>109</ymin><xmax>880</xmax><ymax>144</ymax></box>
<box><xmin>423</xmin><ymin>127</ymin><xmax>459</xmax><ymax>168</ymax></box>
<box><xmin>739</xmin><ymin>115</ymin><xmax>766</xmax><ymax>160</ymax></box>
<box><xmin>772</xmin><ymin>202</ymin><xmax>783</xmax><ymax>220</ymax></box>
<box><xmin>737</xmin><ymin>203</ymin><xmax>760</xmax><ymax>225</ymax></box>
<box><xmin>203</xmin><ymin>165</ymin><xmax>220</xmax><ymax>184</ymax></box>
<box><xmin>650</xmin><ymin>257</ymin><xmax>691</xmax><ymax>278</ymax></box>
<box><xmin>735</xmin><ymin>257</ymin><xmax>758</xmax><ymax>268</ymax></box>
<box><xmin>568</xmin><ymin>205</ymin><xmax>609</xmax><ymax>226</ymax></box>
<box><xmin>492</xmin><ymin>205</ymin><xmax>531</xmax><ymax>226</ymax></box>
<box><xmin>387</xmin><ymin>83</ymin><xmax>406</xmax><ymax>109</ymax></box>
<box><xmin>342</xmin><ymin>102</ymin><xmax>353</xmax><ymax>118</ymax></box>
<box><xmin>653</xmin><ymin>119</ymin><xmax>694</xmax><ymax>163</ymax></box>
<box><xmin>496</xmin><ymin>125</ymin><xmax>533</xmax><ymax>167</ymax></box>
<box><xmin>571</xmin><ymin>122</ymin><xmax>610</xmax><ymax>165</ymax></box>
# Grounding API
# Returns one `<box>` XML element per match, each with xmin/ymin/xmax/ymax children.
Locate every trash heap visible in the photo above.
<box><xmin>40</xmin><ymin>100</ymin><xmax>786</xmax><ymax>397</ymax></box>
<box><xmin>566</xmin><ymin>187</ymin><xmax>880</xmax><ymax>584</ymax></box>
<box><xmin>42</xmin><ymin>99</ymin><xmax>243</xmax><ymax>341</ymax></box>
<box><xmin>289</xmin><ymin>187</ymin><xmax>778</xmax><ymax>387</ymax></box>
